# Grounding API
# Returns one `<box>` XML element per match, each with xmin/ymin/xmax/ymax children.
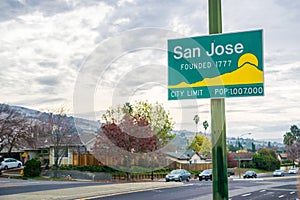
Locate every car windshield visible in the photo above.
<box><xmin>202</xmin><ymin>170</ymin><xmax>212</xmax><ymax>174</ymax></box>
<box><xmin>245</xmin><ymin>171</ymin><xmax>253</xmax><ymax>174</ymax></box>
<box><xmin>170</xmin><ymin>170</ymin><xmax>181</xmax><ymax>174</ymax></box>
<box><xmin>275</xmin><ymin>170</ymin><xmax>281</xmax><ymax>172</ymax></box>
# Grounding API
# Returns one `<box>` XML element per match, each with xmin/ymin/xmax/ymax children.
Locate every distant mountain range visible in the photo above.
<box><xmin>0</xmin><ymin>104</ymin><xmax>283</xmax><ymax>148</ymax></box>
<box><xmin>0</xmin><ymin>103</ymin><xmax>100</xmax><ymax>145</ymax></box>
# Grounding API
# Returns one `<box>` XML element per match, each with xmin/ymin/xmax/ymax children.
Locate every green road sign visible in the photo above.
<box><xmin>168</xmin><ymin>30</ymin><xmax>263</xmax><ymax>100</ymax></box>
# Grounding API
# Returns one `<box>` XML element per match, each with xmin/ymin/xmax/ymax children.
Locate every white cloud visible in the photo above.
<box><xmin>0</xmin><ymin>0</ymin><xmax>300</xmax><ymax>140</ymax></box>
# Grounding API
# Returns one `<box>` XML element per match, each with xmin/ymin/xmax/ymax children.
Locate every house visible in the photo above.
<box><xmin>165</xmin><ymin>150</ymin><xmax>206</xmax><ymax>165</ymax></box>
<box><xmin>227</xmin><ymin>152</ymin><xmax>254</xmax><ymax>168</ymax></box>
<box><xmin>0</xmin><ymin>134</ymin><xmax>87</xmax><ymax>167</ymax></box>
<box><xmin>277</xmin><ymin>153</ymin><xmax>288</xmax><ymax>163</ymax></box>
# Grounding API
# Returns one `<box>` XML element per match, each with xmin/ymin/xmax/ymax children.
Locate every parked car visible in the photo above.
<box><xmin>0</xmin><ymin>158</ymin><xmax>22</xmax><ymax>170</ymax></box>
<box><xmin>227</xmin><ymin>169</ymin><xmax>235</xmax><ymax>176</ymax></box>
<box><xmin>288</xmin><ymin>168</ymin><xmax>298</xmax><ymax>174</ymax></box>
<box><xmin>243</xmin><ymin>170</ymin><xmax>257</xmax><ymax>178</ymax></box>
<box><xmin>165</xmin><ymin>169</ymin><xmax>191</xmax><ymax>182</ymax></box>
<box><xmin>199</xmin><ymin>169</ymin><xmax>212</xmax><ymax>181</ymax></box>
<box><xmin>273</xmin><ymin>169</ymin><xmax>284</xmax><ymax>177</ymax></box>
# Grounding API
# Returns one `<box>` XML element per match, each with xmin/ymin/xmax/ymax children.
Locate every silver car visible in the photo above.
<box><xmin>273</xmin><ymin>169</ymin><xmax>284</xmax><ymax>177</ymax></box>
<box><xmin>165</xmin><ymin>169</ymin><xmax>191</xmax><ymax>182</ymax></box>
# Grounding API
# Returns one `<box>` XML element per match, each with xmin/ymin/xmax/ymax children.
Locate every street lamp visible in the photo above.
<box><xmin>238</xmin><ymin>132</ymin><xmax>252</xmax><ymax>178</ymax></box>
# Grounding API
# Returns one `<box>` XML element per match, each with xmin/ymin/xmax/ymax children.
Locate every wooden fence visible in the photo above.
<box><xmin>168</xmin><ymin>162</ymin><xmax>212</xmax><ymax>171</ymax></box>
<box><xmin>73</xmin><ymin>153</ymin><xmax>100</xmax><ymax>166</ymax></box>
<box><xmin>112</xmin><ymin>173</ymin><xmax>167</xmax><ymax>180</ymax></box>
<box><xmin>73</xmin><ymin>153</ymin><xmax>212</xmax><ymax>172</ymax></box>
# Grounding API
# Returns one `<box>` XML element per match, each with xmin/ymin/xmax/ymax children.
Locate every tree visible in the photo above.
<box><xmin>227</xmin><ymin>144</ymin><xmax>238</xmax><ymax>152</ymax></box>
<box><xmin>253</xmin><ymin>148</ymin><xmax>280</xmax><ymax>171</ymax></box>
<box><xmin>199</xmin><ymin>136</ymin><xmax>212</xmax><ymax>155</ymax></box>
<box><xmin>94</xmin><ymin>114</ymin><xmax>160</xmax><ymax>180</ymax></box>
<box><xmin>203</xmin><ymin>120</ymin><xmax>209</xmax><ymax>135</ymax></box>
<box><xmin>102</xmin><ymin>101</ymin><xmax>175</xmax><ymax>146</ymax></box>
<box><xmin>95</xmin><ymin>101</ymin><xmax>175</xmax><ymax>178</ymax></box>
<box><xmin>0</xmin><ymin>104</ymin><xmax>32</xmax><ymax>155</ymax></box>
<box><xmin>193</xmin><ymin>115</ymin><xmax>199</xmax><ymax>134</ymax></box>
<box><xmin>44</xmin><ymin>107</ymin><xmax>76</xmax><ymax>168</ymax></box>
<box><xmin>283</xmin><ymin>125</ymin><xmax>300</xmax><ymax>166</ymax></box>
<box><xmin>188</xmin><ymin>134</ymin><xmax>211</xmax><ymax>155</ymax></box>
<box><xmin>251</xmin><ymin>142</ymin><xmax>256</xmax><ymax>152</ymax></box>
<box><xmin>283</xmin><ymin>125</ymin><xmax>300</xmax><ymax>145</ymax></box>
<box><xmin>189</xmin><ymin>134</ymin><xmax>204</xmax><ymax>152</ymax></box>
<box><xmin>286</xmin><ymin>143</ymin><xmax>300</xmax><ymax>167</ymax></box>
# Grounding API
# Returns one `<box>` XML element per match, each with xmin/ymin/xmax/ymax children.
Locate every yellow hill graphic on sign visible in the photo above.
<box><xmin>169</xmin><ymin>53</ymin><xmax>263</xmax><ymax>89</ymax></box>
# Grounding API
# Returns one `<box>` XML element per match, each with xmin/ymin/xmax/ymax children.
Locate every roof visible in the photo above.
<box><xmin>231</xmin><ymin>152</ymin><xmax>254</xmax><ymax>161</ymax></box>
<box><xmin>278</xmin><ymin>153</ymin><xmax>288</xmax><ymax>159</ymax></box>
<box><xmin>165</xmin><ymin>150</ymin><xmax>197</xmax><ymax>160</ymax></box>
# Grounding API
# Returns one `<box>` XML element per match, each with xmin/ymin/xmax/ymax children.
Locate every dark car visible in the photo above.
<box><xmin>165</xmin><ymin>169</ymin><xmax>191</xmax><ymax>182</ymax></box>
<box><xmin>243</xmin><ymin>170</ymin><xmax>257</xmax><ymax>178</ymax></box>
<box><xmin>199</xmin><ymin>169</ymin><xmax>212</xmax><ymax>181</ymax></box>
<box><xmin>227</xmin><ymin>169</ymin><xmax>235</xmax><ymax>176</ymax></box>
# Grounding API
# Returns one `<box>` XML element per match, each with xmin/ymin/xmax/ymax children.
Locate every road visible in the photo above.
<box><xmin>0</xmin><ymin>175</ymin><xmax>299</xmax><ymax>200</ymax></box>
<box><xmin>88</xmin><ymin>178</ymin><xmax>298</xmax><ymax>200</ymax></box>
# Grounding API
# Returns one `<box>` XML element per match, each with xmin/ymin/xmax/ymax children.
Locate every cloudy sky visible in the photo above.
<box><xmin>0</xmin><ymin>0</ymin><xmax>299</xmax><ymax>141</ymax></box>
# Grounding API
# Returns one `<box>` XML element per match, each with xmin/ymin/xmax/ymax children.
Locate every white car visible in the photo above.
<box><xmin>273</xmin><ymin>169</ymin><xmax>284</xmax><ymax>177</ymax></box>
<box><xmin>288</xmin><ymin>168</ymin><xmax>298</xmax><ymax>174</ymax></box>
<box><xmin>0</xmin><ymin>158</ymin><xmax>23</xmax><ymax>170</ymax></box>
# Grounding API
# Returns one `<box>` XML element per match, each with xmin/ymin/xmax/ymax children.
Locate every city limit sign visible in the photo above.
<box><xmin>168</xmin><ymin>30</ymin><xmax>263</xmax><ymax>100</ymax></box>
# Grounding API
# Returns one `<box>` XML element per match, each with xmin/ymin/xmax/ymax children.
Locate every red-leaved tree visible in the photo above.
<box><xmin>93</xmin><ymin>114</ymin><xmax>163</xmax><ymax>179</ymax></box>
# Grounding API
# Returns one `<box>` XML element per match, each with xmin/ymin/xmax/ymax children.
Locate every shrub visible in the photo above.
<box><xmin>253</xmin><ymin>148</ymin><xmax>280</xmax><ymax>171</ymax></box>
<box><xmin>24</xmin><ymin>159</ymin><xmax>42</xmax><ymax>177</ymax></box>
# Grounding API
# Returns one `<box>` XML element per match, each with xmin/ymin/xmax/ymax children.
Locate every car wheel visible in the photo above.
<box><xmin>199</xmin><ymin>178</ymin><xmax>202</xmax><ymax>181</ymax></box>
<box><xmin>18</xmin><ymin>163</ymin><xmax>21</xmax><ymax>168</ymax></box>
<box><xmin>179</xmin><ymin>177</ymin><xmax>182</xmax><ymax>182</ymax></box>
<box><xmin>166</xmin><ymin>179</ymin><xmax>169</xmax><ymax>182</ymax></box>
<box><xmin>4</xmin><ymin>166</ymin><xmax>8</xmax><ymax>170</ymax></box>
<box><xmin>186</xmin><ymin>177</ymin><xmax>190</xmax><ymax>182</ymax></box>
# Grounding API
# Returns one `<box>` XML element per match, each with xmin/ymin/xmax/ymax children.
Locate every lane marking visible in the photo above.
<box><xmin>290</xmin><ymin>191</ymin><xmax>295</xmax><ymax>194</ymax></box>
<box><xmin>260</xmin><ymin>189</ymin><xmax>266</xmax><ymax>192</ymax></box>
<box><xmin>278</xmin><ymin>195</ymin><xmax>285</xmax><ymax>198</ymax></box>
<box><xmin>242</xmin><ymin>193</ymin><xmax>251</xmax><ymax>197</ymax></box>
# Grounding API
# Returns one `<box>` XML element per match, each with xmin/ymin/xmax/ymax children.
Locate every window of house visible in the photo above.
<box><xmin>54</xmin><ymin>147</ymin><xmax>68</xmax><ymax>158</ymax></box>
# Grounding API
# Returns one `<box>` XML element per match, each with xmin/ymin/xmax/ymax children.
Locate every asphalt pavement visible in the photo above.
<box><xmin>0</xmin><ymin>180</ymin><xmax>186</xmax><ymax>200</ymax></box>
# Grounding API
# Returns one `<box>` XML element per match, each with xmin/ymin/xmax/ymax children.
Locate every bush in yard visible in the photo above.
<box><xmin>24</xmin><ymin>159</ymin><xmax>42</xmax><ymax>177</ymax></box>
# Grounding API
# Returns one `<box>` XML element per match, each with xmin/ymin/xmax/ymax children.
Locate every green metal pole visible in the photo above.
<box><xmin>208</xmin><ymin>0</ymin><xmax>229</xmax><ymax>199</ymax></box>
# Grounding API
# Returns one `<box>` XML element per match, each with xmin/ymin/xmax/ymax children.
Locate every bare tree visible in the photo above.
<box><xmin>45</xmin><ymin>107</ymin><xmax>78</xmax><ymax>168</ymax></box>
<box><xmin>0</xmin><ymin>104</ymin><xmax>31</xmax><ymax>156</ymax></box>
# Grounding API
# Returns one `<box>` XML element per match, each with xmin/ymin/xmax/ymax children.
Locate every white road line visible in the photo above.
<box><xmin>278</xmin><ymin>195</ymin><xmax>285</xmax><ymax>198</ymax></box>
<box><xmin>290</xmin><ymin>191</ymin><xmax>296</xmax><ymax>194</ymax></box>
<box><xmin>260</xmin><ymin>189</ymin><xmax>266</xmax><ymax>192</ymax></box>
<box><xmin>242</xmin><ymin>193</ymin><xmax>251</xmax><ymax>197</ymax></box>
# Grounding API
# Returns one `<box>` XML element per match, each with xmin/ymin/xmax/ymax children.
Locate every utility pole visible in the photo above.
<box><xmin>208</xmin><ymin>0</ymin><xmax>229</xmax><ymax>199</ymax></box>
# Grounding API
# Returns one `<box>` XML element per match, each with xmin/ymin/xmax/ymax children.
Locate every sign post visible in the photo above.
<box><xmin>209</xmin><ymin>1</ymin><xmax>228</xmax><ymax>199</ymax></box>
<box><xmin>167</xmin><ymin>1</ymin><xmax>263</xmax><ymax>199</ymax></box>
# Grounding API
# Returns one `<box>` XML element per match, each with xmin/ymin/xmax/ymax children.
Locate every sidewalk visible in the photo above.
<box><xmin>0</xmin><ymin>181</ymin><xmax>186</xmax><ymax>200</ymax></box>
